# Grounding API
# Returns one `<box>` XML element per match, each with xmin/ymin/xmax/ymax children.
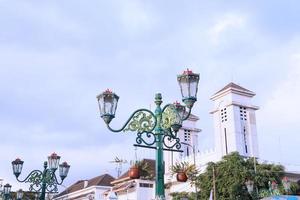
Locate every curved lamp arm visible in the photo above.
<box><xmin>182</xmin><ymin>106</ymin><xmax>192</xmax><ymax>121</ymax></box>
<box><xmin>15</xmin><ymin>170</ymin><xmax>43</xmax><ymax>183</ymax></box>
<box><xmin>107</xmin><ymin>109</ymin><xmax>157</xmax><ymax>133</ymax></box>
<box><xmin>162</xmin><ymin>103</ymin><xmax>192</xmax><ymax>121</ymax></box>
<box><xmin>51</xmin><ymin>172</ymin><xmax>64</xmax><ymax>186</ymax></box>
<box><xmin>161</xmin><ymin>103</ymin><xmax>172</xmax><ymax>113</ymax></box>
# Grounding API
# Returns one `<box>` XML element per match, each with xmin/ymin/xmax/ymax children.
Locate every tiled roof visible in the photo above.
<box><xmin>213</xmin><ymin>82</ymin><xmax>254</xmax><ymax>95</ymax></box>
<box><xmin>55</xmin><ymin>174</ymin><xmax>115</xmax><ymax>198</ymax></box>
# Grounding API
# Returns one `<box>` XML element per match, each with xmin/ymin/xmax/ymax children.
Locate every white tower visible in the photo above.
<box><xmin>210</xmin><ymin>82</ymin><xmax>259</xmax><ymax>159</ymax></box>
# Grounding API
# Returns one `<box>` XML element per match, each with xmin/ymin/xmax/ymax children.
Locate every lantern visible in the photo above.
<box><xmin>97</xmin><ymin>89</ymin><xmax>119</xmax><ymax>124</ymax></box>
<box><xmin>16</xmin><ymin>189</ymin><xmax>23</xmax><ymax>200</ymax></box>
<box><xmin>177</xmin><ymin>69</ymin><xmax>199</xmax><ymax>108</ymax></box>
<box><xmin>3</xmin><ymin>183</ymin><xmax>11</xmax><ymax>195</ymax></box>
<box><xmin>245</xmin><ymin>179</ymin><xmax>254</xmax><ymax>193</ymax></box>
<box><xmin>12</xmin><ymin>158</ymin><xmax>24</xmax><ymax>178</ymax></box>
<box><xmin>48</xmin><ymin>153</ymin><xmax>61</xmax><ymax>171</ymax></box>
<box><xmin>59</xmin><ymin>161</ymin><xmax>70</xmax><ymax>180</ymax></box>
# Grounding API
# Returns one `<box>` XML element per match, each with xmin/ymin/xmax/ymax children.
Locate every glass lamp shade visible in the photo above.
<box><xmin>96</xmin><ymin>89</ymin><xmax>119</xmax><ymax>124</ymax></box>
<box><xmin>177</xmin><ymin>69</ymin><xmax>200</xmax><ymax>108</ymax></box>
<box><xmin>170</xmin><ymin>104</ymin><xmax>183</xmax><ymax>133</ymax></box>
<box><xmin>59</xmin><ymin>161</ymin><xmax>70</xmax><ymax>180</ymax></box>
<box><xmin>3</xmin><ymin>183</ymin><xmax>11</xmax><ymax>195</ymax></box>
<box><xmin>17</xmin><ymin>189</ymin><xmax>23</xmax><ymax>199</ymax></box>
<box><xmin>48</xmin><ymin>153</ymin><xmax>61</xmax><ymax>171</ymax></box>
<box><xmin>12</xmin><ymin>158</ymin><xmax>24</xmax><ymax>178</ymax></box>
<box><xmin>245</xmin><ymin>179</ymin><xmax>254</xmax><ymax>193</ymax></box>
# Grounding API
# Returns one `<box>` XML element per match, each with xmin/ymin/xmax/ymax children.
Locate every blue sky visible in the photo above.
<box><xmin>1</xmin><ymin>0</ymin><xmax>300</xmax><ymax>191</ymax></box>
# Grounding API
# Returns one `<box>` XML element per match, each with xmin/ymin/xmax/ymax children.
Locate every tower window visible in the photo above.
<box><xmin>184</xmin><ymin>129</ymin><xmax>191</xmax><ymax>142</ymax></box>
<box><xmin>221</xmin><ymin>108</ymin><xmax>228</xmax><ymax>123</ymax></box>
<box><xmin>240</xmin><ymin>107</ymin><xmax>247</xmax><ymax>121</ymax></box>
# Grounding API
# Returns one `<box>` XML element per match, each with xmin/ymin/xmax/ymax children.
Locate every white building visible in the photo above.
<box><xmin>165</xmin><ymin>82</ymin><xmax>260</xmax><ymax>198</ymax></box>
<box><xmin>53</xmin><ymin>174</ymin><xmax>115</xmax><ymax>200</ymax></box>
<box><xmin>105</xmin><ymin>159</ymin><xmax>156</xmax><ymax>200</ymax></box>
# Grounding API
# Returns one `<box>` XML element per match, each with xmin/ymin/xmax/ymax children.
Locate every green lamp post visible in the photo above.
<box><xmin>97</xmin><ymin>69</ymin><xmax>200</xmax><ymax>199</ymax></box>
<box><xmin>11</xmin><ymin>153</ymin><xmax>70</xmax><ymax>200</ymax></box>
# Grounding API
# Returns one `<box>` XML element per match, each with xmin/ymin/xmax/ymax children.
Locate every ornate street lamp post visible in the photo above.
<box><xmin>97</xmin><ymin>69</ymin><xmax>200</xmax><ymax>199</ymax></box>
<box><xmin>11</xmin><ymin>153</ymin><xmax>70</xmax><ymax>200</ymax></box>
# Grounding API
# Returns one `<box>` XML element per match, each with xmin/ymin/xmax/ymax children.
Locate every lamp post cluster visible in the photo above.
<box><xmin>97</xmin><ymin>69</ymin><xmax>200</xmax><ymax>199</ymax></box>
<box><xmin>11</xmin><ymin>153</ymin><xmax>70</xmax><ymax>200</ymax></box>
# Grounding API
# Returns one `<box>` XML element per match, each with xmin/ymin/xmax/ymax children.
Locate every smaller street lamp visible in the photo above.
<box><xmin>2</xmin><ymin>183</ymin><xmax>12</xmax><ymax>200</ymax></box>
<box><xmin>17</xmin><ymin>189</ymin><xmax>24</xmax><ymax>200</ymax></box>
<box><xmin>12</xmin><ymin>153</ymin><xmax>70</xmax><ymax>200</ymax></box>
<box><xmin>245</xmin><ymin>179</ymin><xmax>254</xmax><ymax>193</ymax></box>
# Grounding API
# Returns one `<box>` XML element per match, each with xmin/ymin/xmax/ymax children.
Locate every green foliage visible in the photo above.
<box><xmin>196</xmin><ymin>152</ymin><xmax>285</xmax><ymax>200</ymax></box>
<box><xmin>290</xmin><ymin>182</ymin><xmax>299</xmax><ymax>195</ymax></box>
<box><xmin>170</xmin><ymin>192</ymin><xmax>196</xmax><ymax>200</ymax></box>
<box><xmin>131</xmin><ymin>160</ymin><xmax>154</xmax><ymax>180</ymax></box>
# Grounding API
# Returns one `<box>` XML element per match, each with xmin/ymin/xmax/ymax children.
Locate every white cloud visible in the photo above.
<box><xmin>260</xmin><ymin>56</ymin><xmax>300</xmax><ymax>126</ymax></box>
<box><xmin>209</xmin><ymin>13</ymin><xmax>246</xmax><ymax>45</ymax></box>
<box><xmin>257</xmin><ymin>52</ymin><xmax>300</xmax><ymax>169</ymax></box>
<box><xmin>117</xmin><ymin>0</ymin><xmax>158</xmax><ymax>35</ymax></box>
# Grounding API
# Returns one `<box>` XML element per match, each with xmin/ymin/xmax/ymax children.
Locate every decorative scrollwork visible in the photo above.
<box><xmin>136</xmin><ymin>131</ymin><xmax>156</xmax><ymax>146</ymax></box>
<box><xmin>124</xmin><ymin>111</ymin><xmax>155</xmax><ymax>133</ymax></box>
<box><xmin>45</xmin><ymin>171</ymin><xmax>58</xmax><ymax>193</ymax></box>
<box><xmin>24</xmin><ymin>170</ymin><xmax>59</xmax><ymax>193</ymax></box>
<box><xmin>162</xmin><ymin>105</ymin><xmax>179</xmax><ymax>130</ymax></box>
<box><xmin>26</xmin><ymin>171</ymin><xmax>43</xmax><ymax>192</ymax></box>
<box><xmin>162</xmin><ymin>130</ymin><xmax>181</xmax><ymax>150</ymax></box>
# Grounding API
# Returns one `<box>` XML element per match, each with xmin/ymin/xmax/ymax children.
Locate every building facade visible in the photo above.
<box><xmin>53</xmin><ymin>174</ymin><xmax>115</xmax><ymax>200</ymax></box>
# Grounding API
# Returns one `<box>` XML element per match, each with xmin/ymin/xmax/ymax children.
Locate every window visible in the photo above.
<box><xmin>139</xmin><ymin>183</ymin><xmax>153</xmax><ymax>188</ymax></box>
<box><xmin>221</xmin><ymin>108</ymin><xmax>228</xmax><ymax>123</ymax></box>
<box><xmin>240</xmin><ymin>107</ymin><xmax>247</xmax><ymax>121</ymax></box>
<box><xmin>184</xmin><ymin>130</ymin><xmax>191</xmax><ymax>142</ymax></box>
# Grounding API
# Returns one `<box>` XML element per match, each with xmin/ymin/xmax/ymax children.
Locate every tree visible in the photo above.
<box><xmin>195</xmin><ymin>152</ymin><xmax>285</xmax><ymax>200</ymax></box>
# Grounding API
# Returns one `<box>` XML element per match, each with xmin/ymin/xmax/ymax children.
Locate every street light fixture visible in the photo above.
<box><xmin>17</xmin><ymin>189</ymin><xmax>24</xmax><ymax>200</ymax></box>
<box><xmin>97</xmin><ymin>69</ymin><xmax>200</xmax><ymax>199</ymax></box>
<box><xmin>2</xmin><ymin>183</ymin><xmax>12</xmax><ymax>200</ymax></box>
<box><xmin>245</xmin><ymin>179</ymin><xmax>254</xmax><ymax>193</ymax></box>
<box><xmin>11</xmin><ymin>153</ymin><xmax>70</xmax><ymax>200</ymax></box>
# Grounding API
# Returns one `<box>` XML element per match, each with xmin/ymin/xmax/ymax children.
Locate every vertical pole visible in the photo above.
<box><xmin>193</xmin><ymin>146</ymin><xmax>198</xmax><ymax>200</ymax></box>
<box><xmin>40</xmin><ymin>161</ymin><xmax>48</xmax><ymax>200</ymax></box>
<box><xmin>154</xmin><ymin>93</ymin><xmax>165</xmax><ymax>199</ymax></box>
<box><xmin>253</xmin><ymin>157</ymin><xmax>259</xmax><ymax>197</ymax></box>
<box><xmin>213</xmin><ymin>166</ymin><xmax>216</xmax><ymax>200</ymax></box>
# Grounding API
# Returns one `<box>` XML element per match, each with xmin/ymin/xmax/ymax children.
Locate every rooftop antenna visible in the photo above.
<box><xmin>109</xmin><ymin>156</ymin><xmax>127</xmax><ymax>178</ymax></box>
